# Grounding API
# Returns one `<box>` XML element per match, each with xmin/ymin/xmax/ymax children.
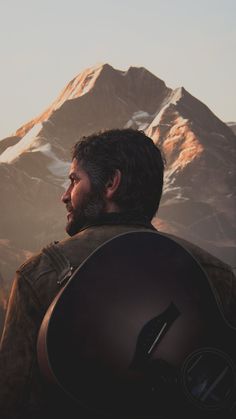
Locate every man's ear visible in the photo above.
<box><xmin>104</xmin><ymin>169</ymin><xmax>121</xmax><ymax>200</ymax></box>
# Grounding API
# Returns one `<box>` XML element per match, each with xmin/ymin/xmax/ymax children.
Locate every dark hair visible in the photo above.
<box><xmin>72</xmin><ymin>129</ymin><xmax>164</xmax><ymax>220</ymax></box>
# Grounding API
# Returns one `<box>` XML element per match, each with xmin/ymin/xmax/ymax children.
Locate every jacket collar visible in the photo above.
<box><xmin>78</xmin><ymin>211</ymin><xmax>157</xmax><ymax>233</ymax></box>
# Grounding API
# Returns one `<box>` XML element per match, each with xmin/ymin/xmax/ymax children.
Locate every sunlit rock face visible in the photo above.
<box><xmin>148</xmin><ymin>87</ymin><xmax>236</xmax><ymax>264</ymax></box>
<box><xmin>0</xmin><ymin>63</ymin><xmax>235</xmax><ymax>297</ymax></box>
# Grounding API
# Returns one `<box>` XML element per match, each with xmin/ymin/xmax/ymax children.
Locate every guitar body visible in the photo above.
<box><xmin>37</xmin><ymin>231</ymin><xmax>236</xmax><ymax>418</ymax></box>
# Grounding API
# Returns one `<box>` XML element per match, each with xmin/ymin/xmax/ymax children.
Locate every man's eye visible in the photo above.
<box><xmin>71</xmin><ymin>177</ymin><xmax>80</xmax><ymax>185</ymax></box>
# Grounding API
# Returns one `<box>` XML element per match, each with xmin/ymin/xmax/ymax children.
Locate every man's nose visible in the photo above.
<box><xmin>61</xmin><ymin>188</ymin><xmax>70</xmax><ymax>203</ymax></box>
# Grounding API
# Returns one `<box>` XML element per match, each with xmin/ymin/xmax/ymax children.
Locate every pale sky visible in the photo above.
<box><xmin>0</xmin><ymin>0</ymin><xmax>235</xmax><ymax>140</ymax></box>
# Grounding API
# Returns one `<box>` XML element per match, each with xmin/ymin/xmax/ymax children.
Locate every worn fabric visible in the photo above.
<box><xmin>0</xmin><ymin>218</ymin><xmax>235</xmax><ymax>419</ymax></box>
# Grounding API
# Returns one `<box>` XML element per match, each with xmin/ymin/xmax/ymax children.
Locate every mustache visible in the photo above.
<box><xmin>66</xmin><ymin>204</ymin><xmax>73</xmax><ymax>212</ymax></box>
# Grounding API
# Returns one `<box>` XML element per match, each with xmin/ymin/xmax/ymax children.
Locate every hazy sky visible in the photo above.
<box><xmin>0</xmin><ymin>0</ymin><xmax>235</xmax><ymax>139</ymax></box>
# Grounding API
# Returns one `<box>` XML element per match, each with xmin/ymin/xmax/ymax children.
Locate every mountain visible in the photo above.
<box><xmin>1</xmin><ymin>64</ymin><xmax>170</xmax><ymax>155</ymax></box>
<box><xmin>147</xmin><ymin>87</ymin><xmax>236</xmax><ymax>263</ymax></box>
<box><xmin>0</xmin><ymin>63</ymin><xmax>235</xmax><ymax>320</ymax></box>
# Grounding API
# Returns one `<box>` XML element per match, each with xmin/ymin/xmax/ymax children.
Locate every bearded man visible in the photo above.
<box><xmin>0</xmin><ymin>129</ymin><xmax>235</xmax><ymax>419</ymax></box>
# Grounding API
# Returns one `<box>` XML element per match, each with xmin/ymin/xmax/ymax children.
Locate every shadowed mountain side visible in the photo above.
<box><xmin>0</xmin><ymin>163</ymin><xmax>66</xmax><ymax>251</ymax></box>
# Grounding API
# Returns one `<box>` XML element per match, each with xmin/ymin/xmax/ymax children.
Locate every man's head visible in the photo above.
<box><xmin>61</xmin><ymin>128</ymin><xmax>164</xmax><ymax>236</ymax></box>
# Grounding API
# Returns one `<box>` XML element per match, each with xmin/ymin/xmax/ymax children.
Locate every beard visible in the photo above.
<box><xmin>66</xmin><ymin>188</ymin><xmax>106</xmax><ymax>236</ymax></box>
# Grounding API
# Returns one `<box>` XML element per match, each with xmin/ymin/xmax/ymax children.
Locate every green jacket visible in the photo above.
<box><xmin>0</xmin><ymin>221</ymin><xmax>235</xmax><ymax>419</ymax></box>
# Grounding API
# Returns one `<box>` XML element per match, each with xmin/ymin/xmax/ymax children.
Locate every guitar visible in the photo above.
<box><xmin>37</xmin><ymin>231</ymin><xmax>236</xmax><ymax>418</ymax></box>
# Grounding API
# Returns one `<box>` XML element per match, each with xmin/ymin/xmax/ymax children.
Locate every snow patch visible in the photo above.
<box><xmin>148</xmin><ymin>88</ymin><xmax>185</xmax><ymax>130</ymax></box>
<box><xmin>170</xmin><ymin>87</ymin><xmax>184</xmax><ymax>105</ymax></box>
<box><xmin>162</xmin><ymin>169</ymin><xmax>189</xmax><ymax>205</ymax></box>
<box><xmin>32</xmin><ymin>142</ymin><xmax>71</xmax><ymax>186</ymax></box>
<box><xmin>0</xmin><ymin>123</ymin><xmax>42</xmax><ymax>163</ymax></box>
<box><xmin>0</xmin><ymin>124</ymin><xmax>71</xmax><ymax>188</ymax></box>
<box><xmin>133</xmin><ymin>111</ymin><xmax>150</xmax><ymax>120</ymax></box>
<box><xmin>149</xmin><ymin>105</ymin><xmax>169</xmax><ymax>128</ymax></box>
<box><xmin>124</xmin><ymin>110</ymin><xmax>152</xmax><ymax>130</ymax></box>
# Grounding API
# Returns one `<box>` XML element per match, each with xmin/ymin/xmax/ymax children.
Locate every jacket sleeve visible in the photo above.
<box><xmin>0</xmin><ymin>271</ymin><xmax>43</xmax><ymax>419</ymax></box>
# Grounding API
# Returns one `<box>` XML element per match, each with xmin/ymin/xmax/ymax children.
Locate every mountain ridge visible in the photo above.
<box><xmin>0</xmin><ymin>63</ymin><xmax>235</xmax><ymax>294</ymax></box>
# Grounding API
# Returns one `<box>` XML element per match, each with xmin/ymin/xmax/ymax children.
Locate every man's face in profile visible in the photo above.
<box><xmin>61</xmin><ymin>158</ymin><xmax>106</xmax><ymax>236</ymax></box>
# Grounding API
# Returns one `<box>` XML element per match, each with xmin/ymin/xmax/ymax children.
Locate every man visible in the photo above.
<box><xmin>0</xmin><ymin>129</ymin><xmax>235</xmax><ymax>419</ymax></box>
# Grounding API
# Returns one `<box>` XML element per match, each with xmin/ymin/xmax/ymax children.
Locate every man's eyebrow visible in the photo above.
<box><xmin>68</xmin><ymin>172</ymin><xmax>79</xmax><ymax>180</ymax></box>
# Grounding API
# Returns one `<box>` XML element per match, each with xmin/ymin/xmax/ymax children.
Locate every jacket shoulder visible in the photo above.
<box><xmin>15</xmin><ymin>241</ymin><xmax>72</xmax><ymax>310</ymax></box>
<box><xmin>16</xmin><ymin>251</ymin><xmax>45</xmax><ymax>278</ymax></box>
<box><xmin>57</xmin><ymin>224</ymin><xmax>155</xmax><ymax>267</ymax></box>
